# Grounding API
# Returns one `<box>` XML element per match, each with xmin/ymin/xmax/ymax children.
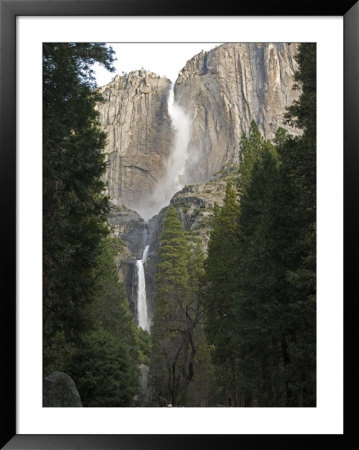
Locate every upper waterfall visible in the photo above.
<box><xmin>165</xmin><ymin>84</ymin><xmax>192</xmax><ymax>192</ymax></box>
<box><xmin>97</xmin><ymin>43</ymin><xmax>300</xmax><ymax>218</ymax></box>
<box><xmin>138</xmin><ymin>83</ymin><xmax>192</xmax><ymax>220</ymax></box>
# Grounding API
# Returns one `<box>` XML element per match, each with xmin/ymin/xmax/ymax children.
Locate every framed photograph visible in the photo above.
<box><xmin>1</xmin><ymin>0</ymin><xmax>357</xmax><ymax>448</ymax></box>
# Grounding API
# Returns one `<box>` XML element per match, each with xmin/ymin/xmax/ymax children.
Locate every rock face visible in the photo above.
<box><xmin>108</xmin><ymin>205</ymin><xmax>147</xmax><ymax>259</ymax></box>
<box><xmin>108</xmin><ymin>205</ymin><xmax>148</xmax><ymax>314</ymax></box>
<box><xmin>43</xmin><ymin>371</ymin><xmax>82</xmax><ymax>407</ymax></box>
<box><xmin>96</xmin><ymin>70</ymin><xmax>172</xmax><ymax>213</ymax></box>
<box><xmin>98</xmin><ymin>44</ymin><xmax>299</xmax><ymax>218</ymax></box>
<box><xmin>174</xmin><ymin>42</ymin><xmax>300</xmax><ymax>183</ymax></box>
<box><xmin>171</xmin><ymin>170</ymin><xmax>235</xmax><ymax>251</ymax></box>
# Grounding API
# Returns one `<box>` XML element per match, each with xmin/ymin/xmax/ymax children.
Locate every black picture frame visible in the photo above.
<box><xmin>1</xmin><ymin>0</ymin><xmax>357</xmax><ymax>448</ymax></box>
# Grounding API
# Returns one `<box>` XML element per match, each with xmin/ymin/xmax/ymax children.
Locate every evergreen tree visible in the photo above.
<box><xmin>238</xmin><ymin>121</ymin><xmax>267</xmax><ymax>196</ymax></box>
<box><xmin>46</xmin><ymin>235</ymin><xmax>141</xmax><ymax>405</ymax></box>
<box><xmin>89</xmin><ymin>237</ymin><xmax>140</xmax><ymax>361</ymax></box>
<box><xmin>276</xmin><ymin>43</ymin><xmax>317</xmax><ymax>405</ymax></box>
<box><xmin>67</xmin><ymin>329</ymin><xmax>138</xmax><ymax>407</ymax></box>
<box><xmin>235</xmin><ymin>143</ymin><xmax>285</xmax><ymax>406</ymax></box>
<box><xmin>43</xmin><ymin>43</ymin><xmax>115</xmax><ymax>369</ymax></box>
<box><xmin>203</xmin><ymin>181</ymin><xmax>241</xmax><ymax>406</ymax></box>
<box><xmin>185</xmin><ymin>244</ymin><xmax>215</xmax><ymax>406</ymax></box>
<box><xmin>232</xmin><ymin>43</ymin><xmax>316</xmax><ymax>406</ymax></box>
<box><xmin>150</xmin><ymin>205</ymin><xmax>197</xmax><ymax>406</ymax></box>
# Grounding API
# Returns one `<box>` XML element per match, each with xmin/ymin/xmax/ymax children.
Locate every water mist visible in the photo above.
<box><xmin>139</xmin><ymin>84</ymin><xmax>192</xmax><ymax>221</ymax></box>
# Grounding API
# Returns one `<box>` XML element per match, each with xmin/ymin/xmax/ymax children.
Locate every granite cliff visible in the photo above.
<box><xmin>98</xmin><ymin>43</ymin><xmax>300</xmax><ymax>217</ymax></box>
<box><xmin>175</xmin><ymin>42</ymin><xmax>300</xmax><ymax>182</ymax></box>
<box><xmin>96</xmin><ymin>70</ymin><xmax>172</xmax><ymax>213</ymax></box>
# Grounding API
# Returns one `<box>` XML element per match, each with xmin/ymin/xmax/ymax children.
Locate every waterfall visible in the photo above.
<box><xmin>165</xmin><ymin>83</ymin><xmax>192</xmax><ymax>193</ymax></box>
<box><xmin>139</xmin><ymin>83</ymin><xmax>192</xmax><ymax>221</ymax></box>
<box><xmin>136</xmin><ymin>245</ymin><xmax>150</xmax><ymax>332</ymax></box>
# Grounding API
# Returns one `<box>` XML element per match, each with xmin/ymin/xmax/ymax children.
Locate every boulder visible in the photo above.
<box><xmin>43</xmin><ymin>371</ymin><xmax>82</xmax><ymax>407</ymax></box>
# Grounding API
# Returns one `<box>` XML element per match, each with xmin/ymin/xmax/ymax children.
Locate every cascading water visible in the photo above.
<box><xmin>136</xmin><ymin>245</ymin><xmax>150</xmax><ymax>332</ymax></box>
<box><xmin>139</xmin><ymin>83</ymin><xmax>192</xmax><ymax>221</ymax></box>
<box><xmin>164</xmin><ymin>84</ymin><xmax>192</xmax><ymax>193</ymax></box>
<box><xmin>135</xmin><ymin>85</ymin><xmax>191</xmax><ymax>331</ymax></box>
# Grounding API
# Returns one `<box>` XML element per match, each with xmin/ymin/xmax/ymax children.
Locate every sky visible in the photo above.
<box><xmin>93</xmin><ymin>43</ymin><xmax>222</xmax><ymax>87</ymax></box>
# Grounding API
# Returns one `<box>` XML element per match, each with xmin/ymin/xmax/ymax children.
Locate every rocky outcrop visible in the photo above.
<box><xmin>144</xmin><ymin>171</ymin><xmax>236</xmax><ymax>317</ymax></box>
<box><xmin>171</xmin><ymin>169</ymin><xmax>236</xmax><ymax>251</ymax></box>
<box><xmin>96</xmin><ymin>70</ymin><xmax>172</xmax><ymax>213</ymax></box>
<box><xmin>108</xmin><ymin>205</ymin><xmax>147</xmax><ymax>258</ymax></box>
<box><xmin>108</xmin><ymin>205</ymin><xmax>148</xmax><ymax>313</ymax></box>
<box><xmin>175</xmin><ymin>42</ymin><xmax>300</xmax><ymax>182</ymax></box>
<box><xmin>43</xmin><ymin>371</ymin><xmax>82</xmax><ymax>407</ymax></box>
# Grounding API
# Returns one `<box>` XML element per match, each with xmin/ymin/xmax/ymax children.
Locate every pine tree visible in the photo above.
<box><xmin>238</xmin><ymin>120</ymin><xmax>266</xmax><ymax>196</ymax></box>
<box><xmin>150</xmin><ymin>205</ymin><xmax>196</xmax><ymax>406</ymax></box>
<box><xmin>185</xmin><ymin>243</ymin><xmax>215</xmax><ymax>406</ymax></box>
<box><xmin>203</xmin><ymin>180</ymin><xmax>242</xmax><ymax>406</ymax></box>
<box><xmin>43</xmin><ymin>43</ymin><xmax>115</xmax><ymax>368</ymax></box>
<box><xmin>89</xmin><ymin>237</ymin><xmax>140</xmax><ymax>360</ymax></box>
<box><xmin>235</xmin><ymin>143</ymin><xmax>285</xmax><ymax>406</ymax></box>
<box><xmin>46</xmin><ymin>235</ymin><xmax>141</xmax><ymax>405</ymax></box>
<box><xmin>276</xmin><ymin>43</ymin><xmax>317</xmax><ymax>406</ymax></box>
<box><xmin>233</xmin><ymin>44</ymin><xmax>316</xmax><ymax>406</ymax></box>
<box><xmin>67</xmin><ymin>329</ymin><xmax>138</xmax><ymax>407</ymax></box>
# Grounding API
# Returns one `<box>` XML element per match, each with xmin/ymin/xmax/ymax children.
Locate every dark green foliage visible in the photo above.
<box><xmin>235</xmin><ymin>122</ymin><xmax>316</xmax><ymax>405</ymax></box>
<box><xmin>150</xmin><ymin>205</ymin><xmax>191</xmax><ymax>405</ymax></box>
<box><xmin>203</xmin><ymin>181</ymin><xmax>241</xmax><ymax>406</ymax></box>
<box><xmin>43</xmin><ymin>43</ymin><xmax>115</xmax><ymax>360</ymax></box>
<box><xmin>234</xmin><ymin>43</ymin><xmax>316</xmax><ymax>406</ymax></box>
<box><xmin>89</xmin><ymin>237</ymin><xmax>139</xmax><ymax>360</ymax></box>
<box><xmin>67</xmin><ymin>329</ymin><xmax>138</xmax><ymax>407</ymax></box>
<box><xmin>238</xmin><ymin>121</ymin><xmax>269</xmax><ymax>195</ymax></box>
<box><xmin>43</xmin><ymin>43</ymin><xmax>141</xmax><ymax>407</ymax></box>
<box><xmin>185</xmin><ymin>244</ymin><xmax>215</xmax><ymax>406</ymax></box>
<box><xmin>44</xmin><ymin>330</ymin><xmax>75</xmax><ymax>375</ymax></box>
<box><xmin>202</xmin><ymin>43</ymin><xmax>316</xmax><ymax>407</ymax></box>
<box><xmin>149</xmin><ymin>206</ymin><xmax>212</xmax><ymax>406</ymax></box>
<box><xmin>275</xmin><ymin>44</ymin><xmax>316</xmax><ymax>406</ymax></box>
<box><xmin>80</xmin><ymin>237</ymin><xmax>140</xmax><ymax>405</ymax></box>
<box><xmin>137</xmin><ymin>328</ymin><xmax>152</xmax><ymax>365</ymax></box>
<box><xmin>285</xmin><ymin>43</ymin><xmax>316</xmax><ymax>141</ymax></box>
<box><xmin>235</xmin><ymin>143</ymin><xmax>286</xmax><ymax>406</ymax></box>
<box><xmin>45</xmin><ymin>235</ymin><xmax>141</xmax><ymax>405</ymax></box>
<box><xmin>90</xmin><ymin>238</ymin><xmax>138</xmax><ymax>343</ymax></box>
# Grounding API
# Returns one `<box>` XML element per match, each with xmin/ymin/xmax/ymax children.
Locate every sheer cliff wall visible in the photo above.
<box><xmin>97</xmin><ymin>43</ymin><xmax>300</xmax><ymax>215</ymax></box>
<box><xmin>96</xmin><ymin>70</ymin><xmax>172</xmax><ymax>211</ymax></box>
<box><xmin>174</xmin><ymin>42</ymin><xmax>300</xmax><ymax>182</ymax></box>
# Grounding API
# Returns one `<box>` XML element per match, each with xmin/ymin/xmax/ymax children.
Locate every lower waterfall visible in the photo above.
<box><xmin>136</xmin><ymin>245</ymin><xmax>150</xmax><ymax>332</ymax></box>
